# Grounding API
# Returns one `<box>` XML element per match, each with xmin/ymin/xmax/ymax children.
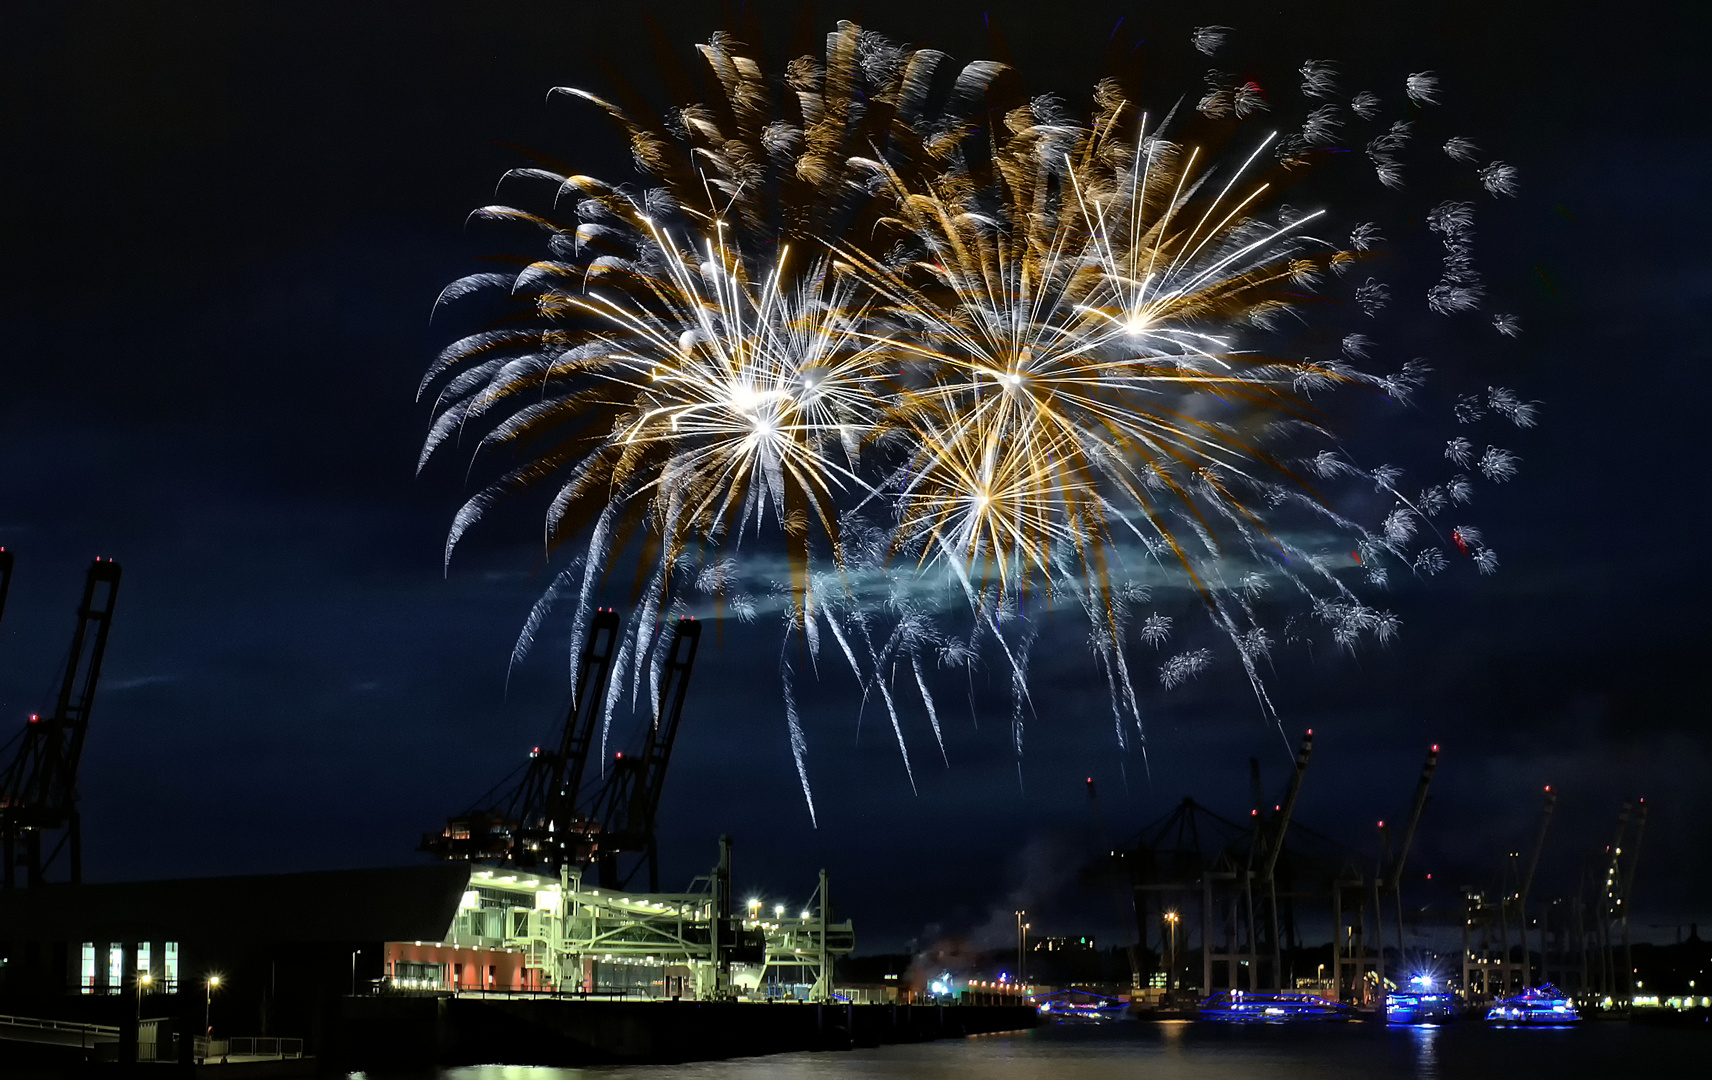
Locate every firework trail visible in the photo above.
<box><xmin>421</xmin><ymin>21</ymin><xmax>1535</xmax><ymax>816</ymax></box>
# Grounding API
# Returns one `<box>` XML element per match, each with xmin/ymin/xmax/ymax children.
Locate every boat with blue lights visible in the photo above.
<box><xmin>1198</xmin><ymin>990</ymin><xmax>1356</xmax><ymax>1023</ymax></box>
<box><xmin>1486</xmin><ymin>983</ymin><xmax>1580</xmax><ymax>1024</ymax></box>
<box><xmin>1386</xmin><ymin>974</ymin><xmax>1457</xmax><ymax>1023</ymax></box>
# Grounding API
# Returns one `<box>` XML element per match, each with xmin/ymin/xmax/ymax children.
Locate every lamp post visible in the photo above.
<box><xmin>1014</xmin><ymin>911</ymin><xmax>1029</xmax><ymax>986</ymax></box>
<box><xmin>201</xmin><ymin>975</ymin><xmax>220</xmax><ymax>1063</ymax></box>
<box><xmin>1164</xmin><ymin>911</ymin><xmax>1179</xmax><ymax>1001</ymax></box>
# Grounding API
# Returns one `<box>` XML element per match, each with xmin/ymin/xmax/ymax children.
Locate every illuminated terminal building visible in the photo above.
<box><xmin>0</xmin><ymin>858</ymin><xmax>853</xmax><ymax>1063</ymax></box>
<box><xmin>1</xmin><ymin>862</ymin><xmax>851</xmax><ymax>1000</ymax></box>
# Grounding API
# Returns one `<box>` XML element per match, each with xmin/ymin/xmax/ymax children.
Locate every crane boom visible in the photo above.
<box><xmin>1618</xmin><ymin>798</ymin><xmax>1647</xmax><ymax>908</ymax></box>
<box><xmin>423</xmin><ymin>609</ymin><xmax>702</xmax><ymax>891</ymax></box>
<box><xmin>551</xmin><ymin>608</ymin><xmax>623</xmax><ymax>827</ymax></box>
<box><xmin>634</xmin><ymin>617</ymin><xmax>701</xmax><ymax>838</ymax></box>
<box><xmin>587</xmin><ymin>617</ymin><xmax>701</xmax><ymax>889</ymax></box>
<box><xmin>0</xmin><ymin>557</ymin><xmax>122</xmax><ymax>887</ymax></box>
<box><xmin>1386</xmin><ymin>744</ymin><xmax>1438</xmax><ymax>891</ymax></box>
<box><xmin>422</xmin><ymin>608</ymin><xmax>620</xmax><ymax>867</ymax></box>
<box><xmin>1261</xmin><ymin>730</ymin><xmax>1313</xmax><ymax>878</ymax></box>
<box><xmin>1518</xmin><ymin>786</ymin><xmax>1556</xmax><ymax>903</ymax></box>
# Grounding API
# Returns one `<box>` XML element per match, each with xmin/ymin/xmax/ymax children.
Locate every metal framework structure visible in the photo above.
<box><xmin>1086</xmin><ymin>733</ymin><xmax>1447</xmax><ymax>1007</ymax></box>
<box><xmin>1537</xmin><ymin>797</ymin><xmax>1647</xmax><ymax>1001</ymax></box>
<box><xmin>424</xmin><ymin>612</ymin><xmax>703</xmax><ymax>892</ymax></box>
<box><xmin>421</xmin><ymin>839</ymin><xmax>852</xmax><ymax>1001</ymax></box>
<box><xmin>582</xmin><ymin>618</ymin><xmax>702</xmax><ymax>890</ymax></box>
<box><xmin>1089</xmin><ymin>730</ymin><xmax>1336</xmax><ymax>999</ymax></box>
<box><xmin>1340</xmin><ymin>744</ymin><xmax>1439</xmax><ymax>1003</ymax></box>
<box><xmin>0</xmin><ymin>557</ymin><xmax>122</xmax><ymax>889</ymax></box>
<box><xmin>1461</xmin><ymin>785</ymin><xmax>1555</xmax><ymax>997</ymax></box>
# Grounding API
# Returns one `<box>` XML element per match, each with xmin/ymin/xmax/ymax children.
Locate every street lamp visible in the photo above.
<box><xmin>1164</xmin><ymin>912</ymin><xmax>1179</xmax><ymax>1000</ymax></box>
<box><xmin>201</xmin><ymin>975</ymin><xmax>221</xmax><ymax>1063</ymax></box>
<box><xmin>1014</xmin><ymin>911</ymin><xmax>1028</xmax><ymax>986</ymax></box>
<box><xmin>136</xmin><ymin>971</ymin><xmax>152</xmax><ymax>1027</ymax></box>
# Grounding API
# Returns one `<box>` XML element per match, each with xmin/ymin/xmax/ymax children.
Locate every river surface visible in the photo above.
<box><xmin>443</xmin><ymin>1019</ymin><xmax>1708</xmax><ymax>1079</ymax></box>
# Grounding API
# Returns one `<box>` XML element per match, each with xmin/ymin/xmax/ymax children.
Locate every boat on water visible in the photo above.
<box><xmin>1486</xmin><ymin>983</ymin><xmax>1580</xmax><ymax>1024</ymax></box>
<box><xmin>1036</xmin><ymin>988</ymin><xmax>1131</xmax><ymax>1023</ymax></box>
<box><xmin>1198</xmin><ymin>990</ymin><xmax>1356</xmax><ymax>1023</ymax></box>
<box><xmin>1386</xmin><ymin>975</ymin><xmax>1457</xmax><ymax>1023</ymax></box>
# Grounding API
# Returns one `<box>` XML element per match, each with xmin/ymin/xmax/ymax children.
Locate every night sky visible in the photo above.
<box><xmin>3</xmin><ymin>1</ymin><xmax>1708</xmax><ymax>954</ymax></box>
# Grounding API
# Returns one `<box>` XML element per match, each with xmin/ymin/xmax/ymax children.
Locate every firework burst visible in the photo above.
<box><xmin>421</xmin><ymin>21</ymin><xmax>1535</xmax><ymax>814</ymax></box>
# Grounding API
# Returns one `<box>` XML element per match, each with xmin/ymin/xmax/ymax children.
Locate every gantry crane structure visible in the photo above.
<box><xmin>1086</xmin><ymin>730</ymin><xmax>1334</xmax><ymax>998</ymax></box>
<box><xmin>1538</xmin><ymin>797</ymin><xmax>1647</xmax><ymax>1001</ymax></box>
<box><xmin>1344</xmin><ymin>744</ymin><xmax>1440</xmax><ymax>1001</ymax></box>
<box><xmin>1459</xmin><ymin>784</ymin><xmax>1556</xmax><ymax>997</ymax></box>
<box><xmin>1086</xmin><ymin>733</ymin><xmax>1449</xmax><ymax>1006</ymax></box>
<box><xmin>424</xmin><ymin>609</ymin><xmax>704</xmax><ymax>892</ymax></box>
<box><xmin>0</xmin><ymin>556</ymin><xmax>123</xmax><ymax>888</ymax></box>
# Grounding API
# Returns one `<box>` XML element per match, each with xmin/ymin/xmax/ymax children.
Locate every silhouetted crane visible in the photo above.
<box><xmin>0</xmin><ymin>557</ymin><xmax>123</xmax><ymax>888</ymax></box>
<box><xmin>424</xmin><ymin>611</ymin><xmax>703</xmax><ymax>891</ymax></box>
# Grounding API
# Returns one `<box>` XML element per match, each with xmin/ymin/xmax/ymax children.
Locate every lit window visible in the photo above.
<box><xmin>165</xmin><ymin>943</ymin><xmax>179</xmax><ymax>990</ymax></box>
<box><xmin>137</xmin><ymin>943</ymin><xmax>151</xmax><ymax>986</ymax></box>
<box><xmin>108</xmin><ymin>945</ymin><xmax>123</xmax><ymax>994</ymax></box>
<box><xmin>81</xmin><ymin>943</ymin><xmax>96</xmax><ymax>994</ymax></box>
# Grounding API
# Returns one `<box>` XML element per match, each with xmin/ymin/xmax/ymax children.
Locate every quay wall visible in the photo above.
<box><xmin>330</xmin><ymin>997</ymin><xmax>1040</xmax><ymax>1069</ymax></box>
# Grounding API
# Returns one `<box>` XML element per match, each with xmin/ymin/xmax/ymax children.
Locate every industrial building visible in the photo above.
<box><xmin>0</xmin><ymin>846</ymin><xmax>853</xmax><ymax>1061</ymax></box>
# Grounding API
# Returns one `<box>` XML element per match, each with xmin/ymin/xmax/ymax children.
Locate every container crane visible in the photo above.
<box><xmin>424</xmin><ymin>611</ymin><xmax>703</xmax><ymax>891</ymax></box>
<box><xmin>0</xmin><ymin>557</ymin><xmax>123</xmax><ymax>888</ymax></box>
<box><xmin>582</xmin><ymin>616</ymin><xmax>701</xmax><ymax>890</ymax></box>
<box><xmin>423</xmin><ymin>608</ymin><xmax>621</xmax><ymax>867</ymax></box>
<box><xmin>1260</xmin><ymin>729</ymin><xmax>1313</xmax><ymax>990</ymax></box>
<box><xmin>1511</xmin><ymin>786</ymin><xmax>1556</xmax><ymax>987</ymax></box>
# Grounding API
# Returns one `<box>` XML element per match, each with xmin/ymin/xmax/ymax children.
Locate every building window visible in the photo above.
<box><xmin>394</xmin><ymin>961</ymin><xmax>445</xmax><ymax>989</ymax></box>
<box><xmin>136</xmin><ymin>943</ymin><xmax>151</xmax><ymax>987</ymax></box>
<box><xmin>81</xmin><ymin>943</ymin><xmax>96</xmax><ymax>994</ymax></box>
<box><xmin>164</xmin><ymin>942</ymin><xmax>179</xmax><ymax>992</ymax></box>
<box><xmin>108</xmin><ymin>945</ymin><xmax>123</xmax><ymax>994</ymax></box>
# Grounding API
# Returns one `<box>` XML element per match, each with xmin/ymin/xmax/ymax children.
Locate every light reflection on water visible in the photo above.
<box><xmin>441</xmin><ymin>1020</ymin><xmax>1702</xmax><ymax>1080</ymax></box>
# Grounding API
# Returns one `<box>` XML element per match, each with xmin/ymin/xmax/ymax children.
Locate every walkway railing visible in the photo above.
<box><xmin>0</xmin><ymin>1012</ymin><xmax>119</xmax><ymax>1045</ymax></box>
<box><xmin>192</xmin><ymin>1035</ymin><xmax>304</xmax><ymax>1061</ymax></box>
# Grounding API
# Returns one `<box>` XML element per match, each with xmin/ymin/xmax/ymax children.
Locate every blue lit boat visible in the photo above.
<box><xmin>1486</xmin><ymin>983</ymin><xmax>1580</xmax><ymax>1024</ymax></box>
<box><xmin>1198</xmin><ymin>990</ymin><xmax>1355</xmax><ymax>1023</ymax></box>
<box><xmin>1386</xmin><ymin>975</ymin><xmax>1457</xmax><ymax>1023</ymax></box>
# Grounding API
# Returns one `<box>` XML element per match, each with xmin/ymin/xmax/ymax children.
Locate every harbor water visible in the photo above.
<box><xmin>440</xmin><ymin>1018</ymin><xmax>1708</xmax><ymax>1079</ymax></box>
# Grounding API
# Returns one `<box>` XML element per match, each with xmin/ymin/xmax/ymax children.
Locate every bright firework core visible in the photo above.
<box><xmin>421</xmin><ymin>21</ymin><xmax>1534</xmax><ymax>817</ymax></box>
